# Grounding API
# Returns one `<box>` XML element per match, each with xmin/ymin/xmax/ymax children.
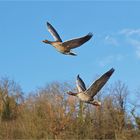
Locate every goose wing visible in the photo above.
<box><xmin>62</xmin><ymin>33</ymin><xmax>93</xmax><ymax>49</ymax></box>
<box><xmin>47</xmin><ymin>22</ymin><xmax>62</xmax><ymax>42</ymax></box>
<box><xmin>85</xmin><ymin>68</ymin><xmax>115</xmax><ymax>98</ymax></box>
<box><xmin>76</xmin><ymin>75</ymin><xmax>86</xmax><ymax>92</ymax></box>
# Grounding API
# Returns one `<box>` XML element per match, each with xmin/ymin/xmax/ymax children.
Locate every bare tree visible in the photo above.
<box><xmin>0</xmin><ymin>77</ymin><xmax>23</xmax><ymax>120</ymax></box>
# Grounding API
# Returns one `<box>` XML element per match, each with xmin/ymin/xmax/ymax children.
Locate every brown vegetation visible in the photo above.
<box><xmin>0</xmin><ymin>77</ymin><xmax>140</xmax><ymax>139</ymax></box>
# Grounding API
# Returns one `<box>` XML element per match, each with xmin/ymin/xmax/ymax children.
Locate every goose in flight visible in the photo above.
<box><xmin>67</xmin><ymin>68</ymin><xmax>115</xmax><ymax>106</ymax></box>
<box><xmin>42</xmin><ymin>22</ymin><xmax>93</xmax><ymax>56</ymax></box>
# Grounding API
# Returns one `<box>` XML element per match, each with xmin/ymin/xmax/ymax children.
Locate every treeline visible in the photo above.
<box><xmin>0</xmin><ymin>77</ymin><xmax>140</xmax><ymax>139</ymax></box>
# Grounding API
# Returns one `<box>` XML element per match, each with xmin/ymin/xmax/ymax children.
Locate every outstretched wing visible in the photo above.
<box><xmin>76</xmin><ymin>75</ymin><xmax>86</xmax><ymax>93</ymax></box>
<box><xmin>47</xmin><ymin>22</ymin><xmax>62</xmax><ymax>42</ymax></box>
<box><xmin>85</xmin><ymin>68</ymin><xmax>115</xmax><ymax>98</ymax></box>
<box><xmin>62</xmin><ymin>33</ymin><xmax>93</xmax><ymax>49</ymax></box>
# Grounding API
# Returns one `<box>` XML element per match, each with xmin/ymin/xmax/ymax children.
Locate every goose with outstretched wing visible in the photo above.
<box><xmin>67</xmin><ymin>68</ymin><xmax>115</xmax><ymax>106</ymax></box>
<box><xmin>42</xmin><ymin>22</ymin><xmax>93</xmax><ymax>56</ymax></box>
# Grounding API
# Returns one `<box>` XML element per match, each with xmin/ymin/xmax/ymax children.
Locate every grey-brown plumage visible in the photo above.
<box><xmin>85</xmin><ymin>68</ymin><xmax>114</xmax><ymax>98</ymax></box>
<box><xmin>76</xmin><ymin>74</ymin><xmax>86</xmax><ymax>92</ymax></box>
<box><xmin>42</xmin><ymin>22</ymin><xmax>93</xmax><ymax>56</ymax></box>
<box><xmin>47</xmin><ymin>22</ymin><xmax>62</xmax><ymax>42</ymax></box>
<box><xmin>67</xmin><ymin>68</ymin><xmax>115</xmax><ymax>106</ymax></box>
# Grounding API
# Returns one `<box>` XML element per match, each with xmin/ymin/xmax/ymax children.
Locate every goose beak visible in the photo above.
<box><xmin>92</xmin><ymin>101</ymin><xmax>101</xmax><ymax>107</ymax></box>
<box><xmin>67</xmin><ymin>91</ymin><xmax>74</xmax><ymax>95</ymax></box>
<box><xmin>97</xmin><ymin>102</ymin><xmax>101</xmax><ymax>107</ymax></box>
<box><xmin>66</xmin><ymin>91</ymin><xmax>77</xmax><ymax>96</ymax></box>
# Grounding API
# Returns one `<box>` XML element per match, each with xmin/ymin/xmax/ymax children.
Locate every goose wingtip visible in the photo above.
<box><xmin>88</xmin><ymin>32</ymin><xmax>93</xmax><ymax>37</ymax></box>
<box><xmin>77</xmin><ymin>74</ymin><xmax>80</xmax><ymax>78</ymax></box>
<box><xmin>110</xmin><ymin>68</ymin><xmax>115</xmax><ymax>72</ymax></box>
<box><xmin>47</xmin><ymin>22</ymin><xmax>51</xmax><ymax>26</ymax></box>
<box><xmin>107</xmin><ymin>68</ymin><xmax>115</xmax><ymax>76</ymax></box>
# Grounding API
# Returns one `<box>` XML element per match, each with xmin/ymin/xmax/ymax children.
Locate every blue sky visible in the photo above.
<box><xmin>0</xmin><ymin>1</ymin><xmax>140</xmax><ymax>95</ymax></box>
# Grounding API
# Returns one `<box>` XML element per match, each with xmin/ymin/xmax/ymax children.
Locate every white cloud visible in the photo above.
<box><xmin>101</xmin><ymin>28</ymin><xmax>140</xmax><ymax>60</ymax></box>
<box><xmin>104</xmin><ymin>35</ymin><xmax>119</xmax><ymax>46</ymax></box>
<box><xmin>126</xmin><ymin>38</ymin><xmax>140</xmax><ymax>58</ymax></box>
<box><xmin>128</xmin><ymin>38</ymin><xmax>140</xmax><ymax>48</ymax></box>
<box><xmin>119</xmin><ymin>28</ymin><xmax>140</xmax><ymax>36</ymax></box>
<box><xmin>99</xmin><ymin>55</ymin><xmax>113</xmax><ymax>67</ymax></box>
<box><xmin>136</xmin><ymin>49</ymin><xmax>140</xmax><ymax>58</ymax></box>
<box><xmin>98</xmin><ymin>54</ymin><xmax>123</xmax><ymax>67</ymax></box>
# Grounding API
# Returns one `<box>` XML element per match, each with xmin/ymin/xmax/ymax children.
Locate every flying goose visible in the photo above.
<box><xmin>42</xmin><ymin>22</ymin><xmax>93</xmax><ymax>56</ymax></box>
<box><xmin>67</xmin><ymin>68</ymin><xmax>115</xmax><ymax>106</ymax></box>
